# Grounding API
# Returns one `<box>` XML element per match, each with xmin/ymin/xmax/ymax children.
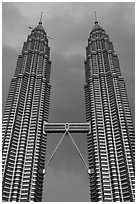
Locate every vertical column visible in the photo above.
<box><xmin>85</xmin><ymin>80</ymin><xmax>103</xmax><ymax>201</ymax></box>
<box><xmin>19</xmin><ymin>78</ymin><xmax>42</xmax><ymax>201</ymax></box>
<box><xmin>113</xmin><ymin>77</ymin><xmax>135</xmax><ymax>201</ymax></box>
<box><xmin>2</xmin><ymin>75</ymin><xmax>29</xmax><ymax>201</ymax></box>
<box><xmin>93</xmin><ymin>77</ymin><xmax>112</xmax><ymax>201</ymax></box>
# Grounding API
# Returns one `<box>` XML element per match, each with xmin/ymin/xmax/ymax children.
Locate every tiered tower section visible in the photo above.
<box><xmin>2</xmin><ymin>20</ymin><xmax>51</xmax><ymax>201</ymax></box>
<box><xmin>84</xmin><ymin>20</ymin><xmax>135</xmax><ymax>201</ymax></box>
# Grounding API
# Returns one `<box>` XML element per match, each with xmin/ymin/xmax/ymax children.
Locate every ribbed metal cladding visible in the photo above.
<box><xmin>84</xmin><ymin>21</ymin><xmax>135</xmax><ymax>202</ymax></box>
<box><xmin>2</xmin><ymin>21</ymin><xmax>51</xmax><ymax>202</ymax></box>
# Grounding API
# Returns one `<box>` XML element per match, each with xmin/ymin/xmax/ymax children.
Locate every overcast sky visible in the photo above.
<box><xmin>2</xmin><ymin>2</ymin><xmax>135</xmax><ymax>202</ymax></box>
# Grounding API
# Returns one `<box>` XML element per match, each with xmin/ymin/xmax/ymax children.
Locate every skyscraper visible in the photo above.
<box><xmin>84</xmin><ymin>18</ymin><xmax>135</xmax><ymax>201</ymax></box>
<box><xmin>2</xmin><ymin>17</ymin><xmax>51</xmax><ymax>201</ymax></box>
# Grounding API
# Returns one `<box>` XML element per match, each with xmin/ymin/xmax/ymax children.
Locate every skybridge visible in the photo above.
<box><xmin>43</xmin><ymin>122</ymin><xmax>91</xmax><ymax>134</ymax></box>
<box><xmin>43</xmin><ymin>122</ymin><xmax>93</xmax><ymax>175</ymax></box>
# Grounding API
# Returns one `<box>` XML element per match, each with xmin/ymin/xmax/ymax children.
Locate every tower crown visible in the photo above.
<box><xmin>91</xmin><ymin>12</ymin><xmax>104</xmax><ymax>33</ymax></box>
<box><xmin>91</xmin><ymin>21</ymin><xmax>104</xmax><ymax>33</ymax></box>
<box><xmin>32</xmin><ymin>12</ymin><xmax>46</xmax><ymax>34</ymax></box>
<box><xmin>33</xmin><ymin>23</ymin><xmax>45</xmax><ymax>32</ymax></box>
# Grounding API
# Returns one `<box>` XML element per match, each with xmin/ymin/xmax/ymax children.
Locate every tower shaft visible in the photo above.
<box><xmin>2</xmin><ymin>22</ymin><xmax>51</xmax><ymax>202</ymax></box>
<box><xmin>84</xmin><ymin>21</ymin><xmax>135</xmax><ymax>201</ymax></box>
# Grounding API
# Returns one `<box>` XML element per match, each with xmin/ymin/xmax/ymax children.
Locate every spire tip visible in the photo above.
<box><xmin>94</xmin><ymin>11</ymin><xmax>98</xmax><ymax>24</ymax></box>
<box><xmin>39</xmin><ymin>12</ymin><xmax>43</xmax><ymax>24</ymax></box>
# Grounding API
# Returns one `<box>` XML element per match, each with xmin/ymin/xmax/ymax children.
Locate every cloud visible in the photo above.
<box><xmin>62</xmin><ymin>43</ymin><xmax>85</xmax><ymax>59</ymax></box>
<box><xmin>2</xmin><ymin>3</ymin><xmax>27</xmax><ymax>49</ymax></box>
<box><xmin>2</xmin><ymin>46</ymin><xmax>19</xmax><ymax>112</ymax></box>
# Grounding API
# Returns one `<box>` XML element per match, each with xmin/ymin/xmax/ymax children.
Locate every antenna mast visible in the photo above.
<box><xmin>94</xmin><ymin>11</ymin><xmax>98</xmax><ymax>24</ymax></box>
<box><xmin>39</xmin><ymin>12</ymin><xmax>43</xmax><ymax>24</ymax></box>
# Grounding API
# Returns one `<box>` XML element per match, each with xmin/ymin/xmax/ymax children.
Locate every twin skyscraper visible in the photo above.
<box><xmin>2</xmin><ymin>15</ymin><xmax>135</xmax><ymax>202</ymax></box>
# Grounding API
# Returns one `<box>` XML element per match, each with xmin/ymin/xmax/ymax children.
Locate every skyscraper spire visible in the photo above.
<box><xmin>39</xmin><ymin>11</ymin><xmax>43</xmax><ymax>24</ymax></box>
<box><xmin>94</xmin><ymin>11</ymin><xmax>98</xmax><ymax>24</ymax></box>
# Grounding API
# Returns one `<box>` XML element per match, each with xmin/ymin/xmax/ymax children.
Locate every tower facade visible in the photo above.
<box><xmin>84</xmin><ymin>20</ymin><xmax>135</xmax><ymax>201</ymax></box>
<box><xmin>2</xmin><ymin>19</ymin><xmax>51</xmax><ymax>201</ymax></box>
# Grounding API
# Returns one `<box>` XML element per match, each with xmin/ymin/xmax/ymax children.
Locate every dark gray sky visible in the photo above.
<box><xmin>2</xmin><ymin>2</ymin><xmax>135</xmax><ymax>202</ymax></box>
